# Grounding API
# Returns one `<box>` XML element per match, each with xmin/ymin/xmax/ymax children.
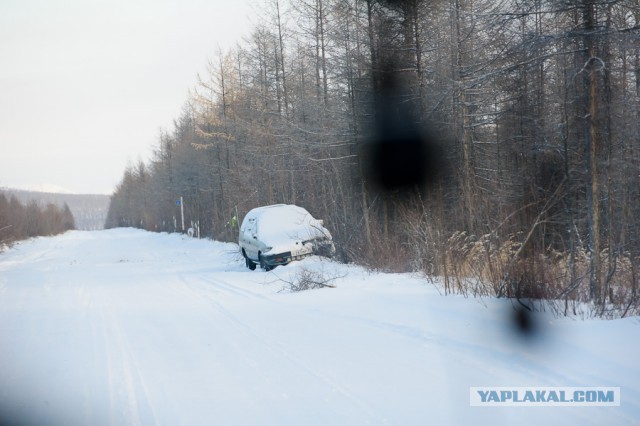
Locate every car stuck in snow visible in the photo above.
<box><xmin>239</xmin><ymin>204</ymin><xmax>335</xmax><ymax>271</ymax></box>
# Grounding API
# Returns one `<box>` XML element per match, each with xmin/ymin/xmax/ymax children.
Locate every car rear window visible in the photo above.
<box><xmin>257</xmin><ymin>206</ymin><xmax>314</xmax><ymax>241</ymax></box>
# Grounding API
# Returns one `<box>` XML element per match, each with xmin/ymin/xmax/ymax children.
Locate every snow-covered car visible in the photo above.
<box><xmin>239</xmin><ymin>204</ymin><xmax>335</xmax><ymax>271</ymax></box>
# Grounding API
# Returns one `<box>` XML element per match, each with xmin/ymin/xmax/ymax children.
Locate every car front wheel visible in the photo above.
<box><xmin>243</xmin><ymin>250</ymin><xmax>257</xmax><ymax>270</ymax></box>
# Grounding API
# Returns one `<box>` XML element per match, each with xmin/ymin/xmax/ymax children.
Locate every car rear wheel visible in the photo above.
<box><xmin>259</xmin><ymin>253</ymin><xmax>273</xmax><ymax>271</ymax></box>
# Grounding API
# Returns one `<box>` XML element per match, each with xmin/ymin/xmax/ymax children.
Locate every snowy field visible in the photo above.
<box><xmin>0</xmin><ymin>229</ymin><xmax>638</xmax><ymax>425</ymax></box>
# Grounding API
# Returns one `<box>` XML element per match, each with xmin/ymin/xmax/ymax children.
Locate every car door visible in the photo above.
<box><xmin>243</xmin><ymin>217</ymin><xmax>259</xmax><ymax>260</ymax></box>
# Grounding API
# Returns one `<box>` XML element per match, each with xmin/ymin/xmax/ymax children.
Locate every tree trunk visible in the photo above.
<box><xmin>584</xmin><ymin>1</ymin><xmax>601</xmax><ymax>303</ymax></box>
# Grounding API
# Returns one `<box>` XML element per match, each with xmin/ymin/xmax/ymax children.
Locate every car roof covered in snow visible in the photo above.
<box><xmin>246</xmin><ymin>204</ymin><xmax>328</xmax><ymax>244</ymax></box>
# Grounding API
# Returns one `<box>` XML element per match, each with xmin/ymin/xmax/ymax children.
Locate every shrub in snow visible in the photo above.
<box><xmin>280</xmin><ymin>266</ymin><xmax>343</xmax><ymax>292</ymax></box>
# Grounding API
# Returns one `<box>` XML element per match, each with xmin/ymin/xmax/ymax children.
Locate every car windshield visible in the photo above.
<box><xmin>257</xmin><ymin>206</ymin><xmax>323</xmax><ymax>245</ymax></box>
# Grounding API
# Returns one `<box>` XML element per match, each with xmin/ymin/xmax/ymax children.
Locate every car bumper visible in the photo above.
<box><xmin>262</xmin><ymin>239</ymin><xmax>334</xmax><ymax>267</ymax></box>
<box><xmin>262</xmin><ymin>251</ymin><xmax>312</xmax><ymax>266</ymax></box>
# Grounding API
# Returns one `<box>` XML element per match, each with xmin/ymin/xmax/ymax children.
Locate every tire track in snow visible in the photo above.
<box><xmin>98</xmin><ymin>295</ymin><xmax>157</xmax><ymax>426</ymax></box>
<box><xmin>186</xmin><ymin>273</ymin><xmax>270</xmax><ymax>301</ymax></box>
<box><xmin>320</xmin><ymin>312</ymin><xmax>611</xmax><ymax>392</ymax></box>
<box><xmin>175</xmin><ymin>276</ymin><xmax>389</xmax><ymax>425</ymax></box>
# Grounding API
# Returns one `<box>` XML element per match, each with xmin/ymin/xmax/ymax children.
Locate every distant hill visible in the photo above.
<box><xmin>0</xmin><ymin>188</ymin><xmax>110</xmax><ymax>230</ymax></box>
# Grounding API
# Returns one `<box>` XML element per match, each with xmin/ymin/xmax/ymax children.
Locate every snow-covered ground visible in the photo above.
<box><xmin>0</xmin><ymin>229</ymin><xmax>638</xmax><ymax>425</ymax></box>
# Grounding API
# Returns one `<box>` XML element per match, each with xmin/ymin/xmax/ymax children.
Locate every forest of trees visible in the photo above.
<box><xmin>0</xmin><ymin>193</ymin><xmax>75</xmax><ymax>248</ymax></box>
<box><xmin>106</xmin><ymin>0</ymin><xmax>640</xmax><ymax>316</ymax></box>
<box><xmin>3</xmin><ymin>189</ymin><xmax>110</xmax><ymax>231</ymax></box>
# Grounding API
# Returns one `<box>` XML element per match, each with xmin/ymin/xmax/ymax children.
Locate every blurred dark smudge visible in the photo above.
<box><xmin>363</xmin><ymin>67</ymin><xmax>448</xmax><ymax>197</ymax></box>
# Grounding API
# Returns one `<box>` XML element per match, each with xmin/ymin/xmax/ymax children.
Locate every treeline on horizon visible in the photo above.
<box><xmin>0</xmin><ymin>193</ymin><xmax>75</xmax><ymax>247</ymax></box>
<box><xmin>106</xmin><ymin>0</ymin><xmax>640</xmax><ymax>317</ymax></box>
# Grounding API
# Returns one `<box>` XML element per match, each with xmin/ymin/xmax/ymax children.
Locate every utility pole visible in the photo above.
<box><xmin>180</xmin><ymin>196</ymin><xmax>185</xmax><ymax>232</ymax></box>
<box><xmin>177</xmin><ymin>196</ymin><xmax>185</xmax><ymax>232</ymax></box>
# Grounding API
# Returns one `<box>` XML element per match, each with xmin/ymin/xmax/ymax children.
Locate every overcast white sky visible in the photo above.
<box><xmin>1</xmin><ymin>0</ymin><xmax>253</xmax><ymax>194</ymax></box>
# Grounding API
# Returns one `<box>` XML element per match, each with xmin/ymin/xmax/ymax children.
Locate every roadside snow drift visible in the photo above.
<box><xmin>0</xmin><ymin>229</ymin><xmax>638</xmax><ymax>425</ymax></box>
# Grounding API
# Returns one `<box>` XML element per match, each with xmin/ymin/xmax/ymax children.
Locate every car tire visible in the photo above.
<box><xmin>247</xmin><ymin>258</ymin><xmax>256</xmax><ymax>270</ymax></box>
<box><xmin>243</xmin><ymin>249</ymin><xmax>256</xmax><ymax>271</ymax></box>
<box><xmin>259</xmin><ymin>253</ymin><xmax>273</xmax><ymax>271</ymax></box>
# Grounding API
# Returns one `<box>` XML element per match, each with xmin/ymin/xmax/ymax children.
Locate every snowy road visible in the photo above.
<box><xmin>0</xmin><ymin>229</ymin><xmax>638</xmax><ymax>425</ymax></box>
